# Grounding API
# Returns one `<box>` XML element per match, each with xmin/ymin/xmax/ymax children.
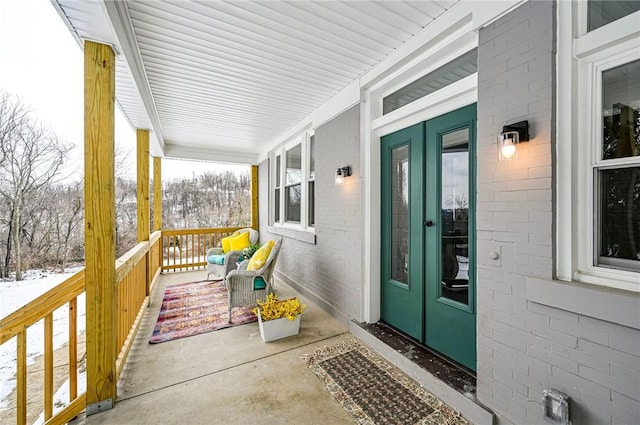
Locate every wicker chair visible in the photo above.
<box><xmin>205</xmin><ymin>228</ymin><xmax>259</xmax><ymax>280</ymax></box>
<box><xmin>225</xmin><ymin>238</ymin><xmax>282</xmax><ymax>323</ymax></box>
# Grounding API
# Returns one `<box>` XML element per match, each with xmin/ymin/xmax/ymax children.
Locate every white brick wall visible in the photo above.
<box><xmin>477</xmin><ymin>2</ymin><xmax>640</xmax><ymax>425</ymax></box>
<box><xmin>259</xmin><ymin>105</ymin><xmax>361</xmax><ymax>323</ymax></box>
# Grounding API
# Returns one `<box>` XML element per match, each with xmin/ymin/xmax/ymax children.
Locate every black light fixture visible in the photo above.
<box><xmin>335</xmin><ymin>166</ymin><xmax>351</xmax><ymax>186</ymax></box>
<box><xmin>497</xmin><ymin>120</ymin><xmax>529</xmax><ymax>161</ymax></box>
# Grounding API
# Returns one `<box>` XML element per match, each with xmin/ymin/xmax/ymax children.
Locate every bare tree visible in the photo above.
<box><xmin>0</xmin><ymin>92</ymin><xmax>29</xmax><ymax>166</ymax></box>
<box><xmin>0</xmin><ymin>92</ymin><xmax>72</xmax><ymax>280</ymax></box>
<box><xmin>51</xmin><ymin>181</ymin><xmax>83</xmax><ymax>272</ymax></box>
<box><xmin>162</xmin><ymin>169</ymin><xmax>250</xmax><ymax>230</ymax></box>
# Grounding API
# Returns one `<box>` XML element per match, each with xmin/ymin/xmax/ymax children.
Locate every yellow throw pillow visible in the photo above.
<box><xmin>229</xmin><ymin>231</ymin><xmax>251</xmax><ymax>252</ymax></box>
<box><xmin>221</xmin><ymin>231</ymin><xmax>243</xmax><ymax>254</ymax></box>
<box><xmin>221</xmin><ymin>237</ymin><xmax>232</xmax><ymax>254</ymax></box>
<box><xmin>247</xmin><ymin>240</ymin><xmax>275</xmax><ymax>271</ymax></box>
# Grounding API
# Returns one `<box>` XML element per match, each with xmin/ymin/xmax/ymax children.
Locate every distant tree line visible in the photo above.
<box><xmin>0</xmin><ymin>91</ymin><xmax>250</xmax><ymax>281</ymax></box>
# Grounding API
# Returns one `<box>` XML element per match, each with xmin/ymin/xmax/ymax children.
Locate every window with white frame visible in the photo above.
<box><xmin>595</xmin><ymin>59</ymin><xmax>639</xmax><ymax>272</ymax></box>
<box><xmin>274</xmin><ymin>153</ymin><xmax>281</xmax><ymax>223</ymax></box>
<box><xmin>271</xmin><ymin>131</ymin><xmax>315</xmax><ymax>231</ymax></box>
<box><xmin>559</xmin><ymin>1</ymin><xmax>640</xmax><ymax>290</ymax></box>
<box><xmin>285</xmin><ymin>144</ymin><xmax>302</xmax><ymax>222</ymax></box>
<box><xmin>308</xmin><ymin>134</ymin><xmax>315</xmax><ymax>227</ymax></box>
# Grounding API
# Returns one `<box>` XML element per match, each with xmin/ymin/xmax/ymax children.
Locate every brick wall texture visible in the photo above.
<box><xmin>257</xmin><ymin>2</ymin><xmax>640</xmax><ymax>423</ymax></box>
<box><xmin>259</xmin><ymin>105</ymin><xmax>362</xmax><ymax>322</ymax></box>
<box><xmin>476</xmin><ymin>2</ymin><xmax>639</xmax><ymax>424</ymax></box>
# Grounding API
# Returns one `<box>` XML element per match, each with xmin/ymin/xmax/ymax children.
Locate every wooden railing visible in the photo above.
<box><xmin>0</xmin><ymin>230</ymin><xmax>163</xmax><ymax>425</ymax></box>
<box><xmin>161</xmin><ymin>227</ymin><xmax>243</xmax><ymax>272</ymax></box>
<box><xmin>114</xmin><ymin>230</ymin><xmax>161</xmax><ymax>378</ymax></box>
<box><xmin>0</xmin><ymin>270</ymin><xmax>86</xmax><ymax>425</ymax></box>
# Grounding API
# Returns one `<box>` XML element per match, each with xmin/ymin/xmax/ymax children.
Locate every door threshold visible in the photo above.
<box><xmin>350</xmin><ymin>321</ymin><xmax>494</xmax><ymax>425</ymax></box>
<box><xmin>355</xmin><ymin>321</ymin><xmax>475</xmax><ymax>393</ymax></box>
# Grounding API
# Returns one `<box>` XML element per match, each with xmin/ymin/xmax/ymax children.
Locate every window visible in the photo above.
<box><xmin>587</xmin><ymin>1</ymin><xmax>640</xmax><ymax>31</ymax></box>
<box><xmin>557</xmin><ymin>0</ymin><xmax>640</xmax><ymax>291</ymax></box>
<box><xmin>308</xmin><ymin>135</ymin><xmax>315</xmax><ymax>227</ymax></box>
<box><xmin>270</xmin><ymin>131</ymin><xmax>315</xmax><ymax>233</ymax></box>
<box><xmin>274</xmin><ymin>154</ymin><xmax>281</xmax><ymax>222</ymax></box>
<box><xmin>595</xmin><ymin>60</ymin><xmax>640</xmax><ymax>272</ymax></box>
<box><xmin>383</xmin><ymin>48</ymin><xmax>477</xmax><ymax>115</ymax></box>
<box><xmin>285</xmin><ymin>144</ymin><xmax>302</xmax><ymax>222</ymax></box>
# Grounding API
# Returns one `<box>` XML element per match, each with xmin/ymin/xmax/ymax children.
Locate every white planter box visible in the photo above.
<box><xmin>257</xmin><ymin>310</ymin><xmax>301</xmax><ymax>342</ymax></box>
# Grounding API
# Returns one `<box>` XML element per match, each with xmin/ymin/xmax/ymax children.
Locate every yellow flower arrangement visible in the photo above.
<box><xmin>254</xmin><ymin>293</ymin><xmax>306</xmax><ymax>321</ymax></box>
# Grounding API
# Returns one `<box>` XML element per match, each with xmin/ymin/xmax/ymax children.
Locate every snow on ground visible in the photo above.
<box><xmin>33</xmin><ymin>370</ymin><xmax>87</xmax><ymax>425</ymax></box>
<box><xmin>0</xmin><ymin>268</ymin><xmax>86</xmax><ymax>410</ymax></box>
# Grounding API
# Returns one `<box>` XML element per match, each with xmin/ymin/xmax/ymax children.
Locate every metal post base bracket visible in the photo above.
<box><xmin>86</xmin><ymin>398</ymin><xmax>114</xmax><ymax>416</ymax></box>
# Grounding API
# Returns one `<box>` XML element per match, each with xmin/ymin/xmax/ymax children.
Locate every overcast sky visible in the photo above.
<box><xmin>0</xmin><ymin>0</ymin><xmax>245</xmax><ymax>180</ymax></box>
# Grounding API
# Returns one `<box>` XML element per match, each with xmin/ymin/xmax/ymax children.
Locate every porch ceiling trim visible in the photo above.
<box><xmin>102</xmin><ymin>0</ymin><xmax>165</xmax><ymax>151</ymax></box>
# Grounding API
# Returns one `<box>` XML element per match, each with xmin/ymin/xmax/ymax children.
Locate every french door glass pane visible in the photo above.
<box><xmin>598</xmin><ymin>167</ymin><xmax>640</xmax><ymax>272</ymax></box>
<box><xmin>391</xmin><ymin>145</ymin><xmax>409</xmax><ymax>284</ymax></box>
<box><xmin>602</xmin><ymin>59</ymin><xmax>640</xmax><ymax>160</ymax></box>
<box><xmin>440</xmin><ymin>129</ymin><xmax>470</xmax><ymax>304</ymax></box>
<box><xmin>588</xmin><ymin>1</ymin><xmax>640</xmax><ymax>32</ymax></box>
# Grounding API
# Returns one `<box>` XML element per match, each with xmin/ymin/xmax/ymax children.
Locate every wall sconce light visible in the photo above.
<box><xmin>497</xmin><ymin>120</ymin><xmax>529</xmax><ymax>161</ymax></box>
<box><xmin>335</xmin><ymin>166</ymin><xmax>351</xmax><ymax>186</ymax></box>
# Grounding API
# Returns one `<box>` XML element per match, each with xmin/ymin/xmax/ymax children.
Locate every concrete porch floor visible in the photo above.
<box><xmin>71</xmin><ymin>270</ymin><xmax>356</xmax><ymax>425</ymax></box>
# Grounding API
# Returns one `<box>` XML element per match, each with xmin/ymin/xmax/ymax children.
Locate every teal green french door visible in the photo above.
<box><xmin>381</xmin><ymin>104</ymin><xmax>477</xmax><ymax>371</ymax></box>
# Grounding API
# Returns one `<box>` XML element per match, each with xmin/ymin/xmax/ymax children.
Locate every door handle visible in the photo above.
<box><xmin>424</xmin><ymin>219</ymin><xmax>434</xmax><ymax>227</ymax></box>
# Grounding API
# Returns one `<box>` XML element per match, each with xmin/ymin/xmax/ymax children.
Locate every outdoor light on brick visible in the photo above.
<box><xmin>335</xmin><ymin>166</ymin><xmax>351</xmax><ymax>186</ymax></box>
<box><xmin>497</xmin><ymin>120</ymin><xmax>529</xmax><ymax>161</ymax></box>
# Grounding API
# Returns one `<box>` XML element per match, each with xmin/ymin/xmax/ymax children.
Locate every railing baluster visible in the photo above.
<box><xmin>69</xmin><ymin>297</ymin><xmax>78</xmax><ymax>401</ymax></box>
<box><xmin>184</xmin><ymin>234</ymin><xmax>188</xmax><ymax>270</ymax></box>
<box><xmin>159</xmin><ymin>228</ymin><xmax>245</xmax><ymax>272</ymax></box>
<box><xmin>45</xmin><ymin>313</ymin><xmax>54</xmax><ymax>420</ymax></box>
<box><xmin>17</xmin><ymin>331</ymin><xmax>26</xmax><ymax>425</ymax></box>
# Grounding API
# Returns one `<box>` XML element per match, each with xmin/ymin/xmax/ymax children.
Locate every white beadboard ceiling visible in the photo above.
<box><xmin>52</xmin><ymin>0</ymin><xmax>459</xmax><ymax>163</ymax></box>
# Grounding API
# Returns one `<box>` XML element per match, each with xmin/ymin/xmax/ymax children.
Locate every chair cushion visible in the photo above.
<box><xmin>207</xmin><ymin>255</ymin><xmax>225</xmax><ymax>265</ymax></box>
<box><xmin>247</xmin><ymin>240</ymin><xmax>275</xmax><ymax>271</ymax></box>
<box><xmin>253</xmin><ymin>276</ymin><xmax>266</xmax><ymax>290</ymax></box>
<box><xmin>229</xmin><ymin>231</ymin><xmax>251</xmax><ymax>252</ymax></box>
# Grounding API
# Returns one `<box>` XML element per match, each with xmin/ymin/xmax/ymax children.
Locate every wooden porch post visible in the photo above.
<box><xmin>137</xmin><ymin>129</ymin><xmax>151</xmax><ymax>296</ymax></box>
<box><xmin>137</xmin><ymin>129</ymin><xmax>150</xmax><ymax>243</ymax></box>
<box><xmin>153</xmin><ymin>156</ymin><xmax>162</xmax><ymax>231</ymax></box>
<box><xmin>84</xmin><ymin>40</ymin><xmax>116</xmax><ymax>413</ymax></box>
<box><xmin>251</xmin><ymin>165</ymin><xmax>259</xmax><ymax>230</ymax></box>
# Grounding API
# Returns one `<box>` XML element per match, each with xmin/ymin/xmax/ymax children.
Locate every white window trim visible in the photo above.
<box><xmin>556</xmin><ymin>3</ymin><xmax>640</xmax><ymax>292</ymax></box>
<box><xmin>269</xmin><ymin>131</ymin><xmax>316</xmax><ymax>236</ymax></box>
<box><xmin>308</xmin><ymin>131</ymin><xmax>316</xmax><ymax>228</ymax></box>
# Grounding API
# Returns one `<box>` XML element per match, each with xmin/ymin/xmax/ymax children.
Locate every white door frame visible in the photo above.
<box><xmin>360</xmin><ymin>21</ymin><xmax>479</xmax><ymax>324</ymax></box>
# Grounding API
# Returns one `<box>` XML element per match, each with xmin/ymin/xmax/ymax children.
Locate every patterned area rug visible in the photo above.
<box><xmin>304</xmin><ymin>340</ymin><xmax>468</xmax><ymax>425</ymax></box>
<box><xmin>149</xmin><ymin>280</ymin><xmax>257</xmax><ymax>344</ymax></box>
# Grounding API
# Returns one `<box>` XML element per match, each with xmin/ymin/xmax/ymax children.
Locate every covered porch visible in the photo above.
<box><xmin>70</xmin><ymin>270</ymin><xmax>355</xmax><ymax>425</ymax></box>
<box><xmin>5</xmin><ymin>0</ymin><xmax>602</xmax><ymax>424</ymax></box>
